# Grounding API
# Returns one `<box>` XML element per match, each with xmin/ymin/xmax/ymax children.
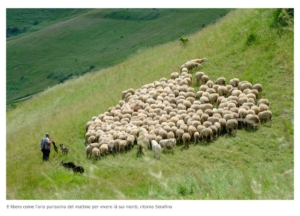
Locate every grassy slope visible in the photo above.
<box><xmin>6</xmin><ymin>8</ymin><xmax>231</xmax><ymax>104</ymax></box>
<box><xmin>6</xmin><ymin>9</ymin><xmax>294</xmax><ymax>200</ymax></box>
<box><xmin>6</xmin><ymin>9</ymin><xmax>92</xmax><ymax>39</ymax></box>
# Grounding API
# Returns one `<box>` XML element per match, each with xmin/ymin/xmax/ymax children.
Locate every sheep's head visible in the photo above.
<box><xmin>197</xmin><ymin>64</ymin><xmax>202</xmax><ymax>68</ymax></box>
<box><xmin>203</xmin><ymin>58</ymin><xmax>208</xmax><ymax>62</ymax></box>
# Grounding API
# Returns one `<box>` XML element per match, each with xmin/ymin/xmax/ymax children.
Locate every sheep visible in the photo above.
<box><xmin>219</xmin><ymin>118</ymin><xmax>227</xmax><ymax>134</ymax></box>
<box><xmin>60</xmin><ymin>161</ymin><xmax>76</xmax><ymax>169</ymax></box>
<box><xmin>208</xmin><ymin>93</ymin><xmax>219</xmax><ymax>104</ymax></box>
<box><xmin>199</xmin><ymin>85</ymin><xmax>208</xmax><ymax>92</ymax></box>
<box><xmin>73</xmin><ymin>165</ymin><xmax>84</xmax><ymax>174</ymax></box>
<box><xmin>195</xmin><ymin>72</ymin><xmax>205</xmax><ymax>85</ymax></box>
<box><xmin>182</xmin><ymin>132</ymin><xmax>191</xmax><ymax>149</ymax></box>
<box><xmin>226</xmin><ymin>119</ymin><xmax>238</xmax><ymax>135</ymax></box>
<box><xmin>158</xmin><ymin>128</ymin><xmax>168</xmax><ymax>139</ymax></box>
<box><xmin>188</xmin><ymin>125</ymin><xmax>197</xmax><ymax>140</ymax></box>
<box><xmin>200</xmin><ymin>113</ymin><xmax>209</xmax><ymax>124</ymax></box>
<box><xmin>258</xmin><ymin>110</ymin><xmax>272</xmax><ymax>123</ymax></box>
<box><xmin>181</xmin><ymin>67</ymin><xmax>188</xmax><ymax>73</ymax></box>
<box><xmin>91</xmin><ymin>147</ymin><xmax>100</xmax><ymax>159</ymax></box>
<box><xmin>87</xmin><ymin>135</ymin><xmax>97</xmax><ymax>144</ymax></box>
<box><xmin>108</xmin><ymin>140</ymin><xmax>115</xmax><ymax>154</ymax></box>
<box><xmin>246</xmin><ymin>93</ymin><xmax>256</xmax><ymax>101</ymax></box>
<box><xmin>59</xmin><ymin>144</ymin><xmax>69</xmax><ymax>155</ymax></box>
<box><xmin>244</xmin><ymin>114</ymin><xmax>260</xmax><ymax>129</ymax></box>
<box><xmin>253</xmin><ymin>83</ymin><xmax>263</xmax><ymax>92</ymax></box>
<box><xmin>199</xmin><ymin>103</ymin><xmax>213</xmax><ymax>112</ymax></box>
<box><xmin>119</xmin><ymin>140</ymin><xmax>126</xmax><ymax>153</ymax></box>
<box><xmin>201</xmin><ymin>75</ymin><xmax>209</xmax><ymax>84</ymax></box>
<box><xmin>151</xmin><ymin>140</ymin><xmax>162</xmax><ymax>159</ymax></box>
<box><xmin>190</xmin><ymin>58</ymin><xmax>207</xmax><ymax>64</ymax></box>
<box><xmin>200</xmin><ymin>127</ymin><xmax>213</xmax><ymax>143</ymax></box>
<box><xmin>86</xmin><ymin>144</ymin><xmax>95</xmax><ymax>158</ymax></box>
<box><xmin>209</xmin><ymin>125</ymin><xmax>218</xmax><ymax>139</ymax></box>
<box><xmin>100</xmin><ymin>144</ymin><xmax>108</xmax><ymax>156</ymax></box>
<box><xmin>217</xmin><ymin>86</ymin><xmax>228</xmax><ymax>96</ymax></box>
<box><xmin>200</xmin><ymin>96</ymin><xmax>210</xmax><ymax>104</ymax></box>
<box><xmin>230</xmin><ymin>89</ymin><xmax>242</xmax><ymax>97</ymax></box>
<box><xmin>85</xmin><ymin>121</ymin><xmax>94</xmax><ymax>131</ymax></box>
<box><xmin>259</xmin><ymin>103</ymin><xmax>269</xmax><ymax>112</ymax></box>
<box><xmin>167</xmin><ymin>131</ymin><xmax>175</xmax><ymax>139</ymax></box>
<box><xmin>229</xmin><ymin>78</ymin><xmax>239</xmax><ymax>87</ymax></box>
<box><xmin>206</xmin><ymin>80</ymin><xmax>214</xmax><ymax>88</ymax></box>
<box><xmin>251</xmin><ymin>105</ymin><xmax>260</xmax><ymax>115</ymax></box>
<box><xmin>207</xmin><ymin>116</ymin><xmax>220</xmax><ymax>125</ymax></box>
<box><xmin>180</xmin><ymin>61</ymin><xmax>201</xmax><ymax>72</ymax></box>
<box><xmin>193</xmin><ymin>131</ymin><xmax>200</xmax><ymax>143</ymax></box>
<box><xmin>170</xmin><ymin>72</ymin><xmax>179</xmax><ymax>80</ymax></box>
<box><xmin>179</xmin><ymin>123</ymin><xmax>188</xmax><ymax>133</ymax></box>
<box><xmin>238</xmin><ymin>96</ymin><xmax>248</xmax><ymax>107</ymax></box>
<box><xmin>246</xmin><ymin>109</ymin><xmax>256</xmax><ymax>115</ymax></box>
<box><xmin>239</xmin><ymin>81</ymin><xmax>252</xmax><ymax>91</ymax></box>
<box><xmin>203</xmin><ymin>121</ymin><xmax>212</xmax><ymax>128</ymax></box>
<box><xmin>215</xmin><ymin>77</ymin><xmax>226</xmax><ymax>86</ymax></box>
<box><xmin>159</xmin><ymin>138</ymin><xmax>176</xmax><ymax>150</ymax></box>
<box><xmin>175</xmin><ymin>128</ymin><xmax>184</xmax><ymax>144</ymax></box>
<box><xmin>214</xmin><ymin>122</ymin><xmax>221</xmax><ymax>136</ymax></box>
<box><xmin>258</xmin><ymin>98</ymin><xmax>270</xmax><ymax>106</ymax></box>
<box><xmin>223</xmin><ymin>113</ymin><xmax>234</xmax><ymax>121</ymax></box>
<box><xmin>126</xmin><ymin>135</ymin><xmax>135</xmax><ymax>150</ymax></box>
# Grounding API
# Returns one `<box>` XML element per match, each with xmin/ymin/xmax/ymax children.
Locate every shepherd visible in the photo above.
<box><xmin>41</xmin><ymin>133</ymin><xmax>55</xmax><ymax>161</ymax></box>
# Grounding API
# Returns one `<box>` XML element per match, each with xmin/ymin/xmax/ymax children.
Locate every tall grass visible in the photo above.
<box><xmin>6</xmin><ymin>8</ymin><xmax>293</xmax><ymax>200</ymax></box>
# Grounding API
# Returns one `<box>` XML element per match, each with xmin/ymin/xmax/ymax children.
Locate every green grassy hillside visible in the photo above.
<box><xmin>6</xmin><ymin>8</ymin><xmax>231</xmax><ymax>104</ymax></box>
<box><xmin>6</xmin><ymin>8</ymin><xmax>294</xmax><ymax>200</ymax></box>
<box><xmin>6</xmin><ymin>9</ymin><xmax>92</xmax><ymax>39</ymax></box>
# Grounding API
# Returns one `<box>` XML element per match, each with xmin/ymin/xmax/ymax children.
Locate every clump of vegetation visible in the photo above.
<box><xmin>270</xmin><ymin>8</ymin><xmax>294</xmax><ymax>32</ymax></box>
<box><xmin>6</xmin><ymin>26</ymin><xmax>28</xmax><ymax>38</ymax></box>
<box><xmin>245</xmin><ymin>33</ymin><xmax>257</xmax><ymax>46</ymax></box>
<box><xmin>180</xmin><ymin>36</ymin><xmax>189</xmax><ymax>45</ymax></box>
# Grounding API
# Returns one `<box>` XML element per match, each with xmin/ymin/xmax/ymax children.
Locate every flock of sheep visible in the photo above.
<box><xmin>84</xmin><ymin>58</ymin><xmax>272</xmax><ymax>160</ymax></box>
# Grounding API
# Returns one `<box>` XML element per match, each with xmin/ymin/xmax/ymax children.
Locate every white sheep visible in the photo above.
<box><xmin>190</xmin><ymin>58</ymin><xmax>208</xmax><ymax>64</ymax></box>
<box><xmin>201</xmin><ymin>75</ymin><xmax>209</xmax><ymax>84</ymax></box>
<box><xmin>258</xmin><ymin>110</ymin><xmax>272</xmax><ymax>123</ymax></box>
<box><xmin>91</xmin><ymin>147</ymin><xmax>100</xmax><ymax>160</ymax></box>
<box><xmin>170</xmin><ymin>72</ymin><xmax>180</xmax><ymax>80</ymax></box>
<box><xmin>180</xmin><ymin>61</ymin><xmax>201</xmax><ymax>72</ymax></box>
<box><xmin>195</xmin><ymin>72</ymin><xmax>205</xmax><ymax>85</ymax></box>
<box><xmin>151</xmin><ymin>140</ymin><xmax>162</xmax><ymax>159</ymax></box>
<box><xmin>253</xmin><ymin>83</ymin><xmax>263</xmax><ymax>92</ymax></box>
<box><xmin>182</xmin><ymin>132</ymin><xmax>191</xmax><ymax>149</ymax></box>
<box><xmin>215</xmin><ymin>77</ymin><xmax>226</xmax><ymax>86</ymax></box>
<box><xmin>159</xmin><ymin>138</ymin><xmax>176</xmax><ymax>151</ymax></box>
<box><xmin>200</xmin><ymin>127</ymin><xmax>213</xmax><ymax>143</ymax></box>
<box><xmin>229</xmin><ymin>78</ymin><xmax>239</xmax><ymax>87</ymax></box>
<box><xmin>86</xmin><ymin>143</ymin><xmax>99</xmax><ymax>158</ymax></box>
<box><xmin>226</xmin><ymin>119</ymin><xmax>238</xmax><ymax>135</ymax></box>
<box><xmin>244</xmin><ymin>114</ymin><xmax>260</xmax><ymax>129</ymax></box>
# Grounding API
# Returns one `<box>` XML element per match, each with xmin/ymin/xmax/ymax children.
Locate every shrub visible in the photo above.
<box><xmin>179</xmin><ymin>36</ymin><xmax>189</xmax><ymax>45</ymax></box>
<box><xmin>245</xmin><ymin>33</ymin><xmax>256</xmax><ymax>46</ymax></box>
<box><xmin>271</xmin><ymin>8</ymin><xmax>294</xmax><ymax>29</ymax></box>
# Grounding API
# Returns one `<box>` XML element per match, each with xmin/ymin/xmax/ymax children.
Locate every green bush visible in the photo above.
<box><xmin>271</xmin><ymin>8</ymin><xmax>294</xmax><ymax>29</ymax></box>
